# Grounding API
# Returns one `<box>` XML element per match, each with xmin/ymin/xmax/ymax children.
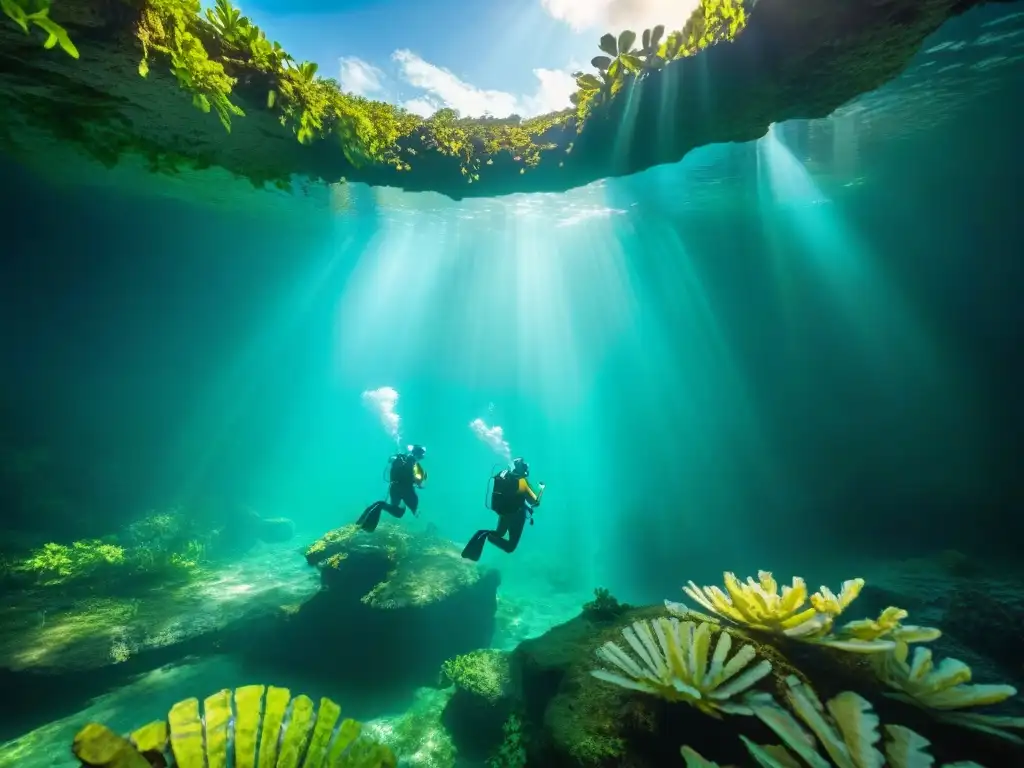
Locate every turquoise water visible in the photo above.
<box><xmin>1</xmin><ymin>4</ymin><xmax>1023</xmax><ymax>767</ymax></box>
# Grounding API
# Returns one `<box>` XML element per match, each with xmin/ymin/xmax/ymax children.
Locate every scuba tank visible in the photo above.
<box><xmin>388</xmin><ymin>453</ymin><xmax>417</xmax><ymax>483</ymax></box>
<box><xmin>489</xmin><ymin>468</ymin><xmax>521</xmax><ymax>512</ymax></box>
<box><xmin>381</xmin><ymin>454</ymin><xmax>397</xmax><ymax>482</ymax></box>
<box><xmin>483</xmin><ymin>463</ymin><xmax>506</xmax><ymax>509</ymax></box>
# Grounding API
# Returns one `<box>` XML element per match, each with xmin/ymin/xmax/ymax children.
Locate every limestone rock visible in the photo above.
<box><xmin>249</xmin><ymin>523</ymin><xmax>501</xmax><ymax>699</ymax></box>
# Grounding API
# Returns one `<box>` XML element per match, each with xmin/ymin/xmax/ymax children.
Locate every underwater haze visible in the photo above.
<box><xmin>1</xmin><ymin>3</ymin><xmax>1024</xmax><ymax>768</ymax></box>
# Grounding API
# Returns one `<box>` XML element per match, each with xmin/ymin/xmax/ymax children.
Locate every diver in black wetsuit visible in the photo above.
<box><xmin>462</xmin><ymin>457</ymin><xmax>545</xmax><ymax>561</ymax></box>
<box><xmin>357</xmin><ymin>444</ymin><xmax>427</xmax><ymax>532</ymax></box>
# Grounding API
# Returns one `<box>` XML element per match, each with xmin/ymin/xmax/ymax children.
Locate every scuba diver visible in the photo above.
<box><xmin>461</xmin><ymin>457</ymin><xmax>545</xmax><ymax>561</ymax></box>
<box><xmin>357</xmin><ymin>444</ymin><xmax>427</xmax><ymax>532</ymax></box>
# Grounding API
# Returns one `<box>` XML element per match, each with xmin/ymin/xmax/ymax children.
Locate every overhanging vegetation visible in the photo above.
<box><xmin>0</xmin><ymin>0</ymin><xmax>1003</xmax><ymax>199</ymax></box>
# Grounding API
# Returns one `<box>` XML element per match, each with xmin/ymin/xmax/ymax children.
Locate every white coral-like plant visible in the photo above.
<box><xmin>672</xmin><ymin>571</ymin><xmax>940</xmax><ymax>653</ymax></box>
<box><xmin>590</xmin><ymin>618</ymin><xmax>773</xmax><ymax>717</ymax></box>
<box><xmin>871</xmin><ymin>640</ymin><xmax>1024</xmax><ymax>744</ymax></box>
<box><xmin>681</xmin><ymin>676</ymin><xmax>984</xmax><ymax>768</ymax></box>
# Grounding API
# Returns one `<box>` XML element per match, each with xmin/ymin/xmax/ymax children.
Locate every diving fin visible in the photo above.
<box><xmin>358</xmin><ymin>501</ymin><xmax>384</xmax><ymax>532</ymax></box>
<box><xmin>461</xmin><ymin>530</ymin><xmax>488</xmax><ymax>562</ymax></box>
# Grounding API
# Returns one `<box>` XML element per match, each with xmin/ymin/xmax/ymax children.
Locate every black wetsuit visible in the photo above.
<box><xmin>358</xmin><ymin>453</ymin><xmax>425</xmax><ymax>531</ymax></box>
<box><xmin>462</xmin><ymin>470</ymin><xmax>540</xmax><ymax>560</ymax></box>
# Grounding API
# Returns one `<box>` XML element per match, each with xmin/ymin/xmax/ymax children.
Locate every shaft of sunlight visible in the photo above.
<box><xmin>755</xmin><ymin>121</ymin><xmax>986</xmax><ymax>481</ymax></box>
<box><xmin>331</xmin><ymin>184</ymin><xmax>651</xmax><ymax>587</ymax></box>
<box><xmin>756</xmin><ymin>123</ymin><xmax>950</xmax><ymax>382</ymax></box>
<box><xmin>173</xmin><ymin>240</ymin><xmax>348</xmax><ymax>499</ymax></box>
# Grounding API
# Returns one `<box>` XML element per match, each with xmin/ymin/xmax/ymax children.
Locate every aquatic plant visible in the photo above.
<box><xmin>583</xmin><ymin>587</ymin><xmax>631</xmax><ymax>622</ymax></box>
<box><xmin>72</xmin><ymin>684</ymin><xmax>396</xmax><ymax>767</ymax></box>
<box><xmin>870</xmin><ymin>641</ymin><xmax>1024</xmax><ymax>743</ymax></box>
<box><xmin>673</xmin><ymin>571</ymin><xmax>940</xmax><ymax>653</ymax></box>
<box><xmin>1</xmin><ymin>0</ymin><xmax>77</xmax><ymax>57</ymax></box>
<box><xmin>487</xmin><ymin>714</ymin><xmax>526</xmax><ymax>768</ymax></box>
<box><xmin>442</xmin><ymin>649</ymin><xmax>511</xmax><ymax>703</ymax></box>
<box><xmin>20</xmin><ymin>539</ymin><xmax>125</xmax><ymax>585</ymax></box>
<box><xmin>680</xmin><ymin>676</ymin><xmax>984</xmax><ymax>768</ymax></box>
<box><xmin>590</xmin><ymin>617</ymin><xmax>772</xmax><ymax>717</ymax></box>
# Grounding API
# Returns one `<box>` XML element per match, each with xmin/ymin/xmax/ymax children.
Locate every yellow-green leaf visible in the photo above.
<box><xmin>620</xmin><ymin>53</ymin><xmax>643</xmax><ymax>74</ymax></box>
<box><xmin>1</xmin><ymin>0</ymin><xmax>28</xmax><ymax>33</ymax></box>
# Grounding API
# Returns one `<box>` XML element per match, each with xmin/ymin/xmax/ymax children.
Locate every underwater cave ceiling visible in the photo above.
<box><xmin>0</xmin><ymin>0</ymin><xmax>1013</xmax><ymax>200</ymax></box>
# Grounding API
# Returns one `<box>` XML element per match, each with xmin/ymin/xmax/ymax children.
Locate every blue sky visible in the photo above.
<box><xmin>215</xmin><ymin>0</ymin><xmax>701</xmax><ymax>118</ymax></box>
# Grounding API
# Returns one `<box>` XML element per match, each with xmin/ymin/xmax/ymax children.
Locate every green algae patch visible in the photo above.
<box><xmin>441</xmin><ymin>650</ymin><xmax>511</xmax><ymax>703</ymax></box>
<box><xmin>0</xmin><ymin>0</ymin><xmax>1008</xmax><ymax>199</ymax></box>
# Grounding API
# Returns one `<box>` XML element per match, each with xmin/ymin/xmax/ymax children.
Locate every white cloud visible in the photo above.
<box><xmin>402</xmin><ymin>97</ymin><xmax>440</xmax><ymax>118</ymax></box>
<box><xmin>392</xmin><ymin>49</ymin><xmax>576</xmax><ymax>119</ymax></box>
<box><xmin>339</xmin><ymin>57</ymin><xmax>385</xmax><ymax>97</ymax></box>
<box><xmin>541</xmin><ymin>0</ymin><xmax>701</xmax><ymax>33</ymax></box>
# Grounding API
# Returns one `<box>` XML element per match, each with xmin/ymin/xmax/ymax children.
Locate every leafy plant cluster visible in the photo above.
<box><xmin>8</xmin><ymin>523</ymin><xmax>209</xmax><ymax>589</ymax></box>
<box><xmin>441</xmin><ymin>649</ymin><xmax>511</xmax><ymax>703</ymax></box>
<box><xmin>18</xmin><ymin>539</ymin><xmax>125</xmax><ymax>585</ymax></box>
<box><xmin>2</xmin><ymin>0</ymin><xmax>77</xmax><ymax>58</ymax></box>
<box><xmin>572</xmin><ymin>0</ymin><xmax>749</xmax><ymax>122</ymax></box>
<box><xmin>7</xmin><ymin>0</ymin><xmax>748</xmax><ymax>184</ymax></box>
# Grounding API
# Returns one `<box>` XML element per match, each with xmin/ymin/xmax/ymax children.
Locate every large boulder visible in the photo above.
<box><xmin>246</xmin><ymin>523</ymin><xmax>501</xmax><ymax>703</ymax></box>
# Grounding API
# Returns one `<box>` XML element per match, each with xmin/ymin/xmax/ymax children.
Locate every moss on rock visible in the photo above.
<box><xmin>305</xmin><ymin>522</ymin><xmax>485</xmax><ymax>610</ymax></box>
<box><xmin>441</xmin><ymin>650</ymin><xmax>511</xmax><ymax>703</ymax></box>
<box><xmin>439</xmin><ymin>650</ymin><xmax>517</xmax><ymax>762</ymax></box>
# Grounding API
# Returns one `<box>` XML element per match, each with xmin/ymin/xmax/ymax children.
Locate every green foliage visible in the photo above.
<box><xmin>13</xmin><ymin>520</ymin><xmax>207</xmax><ymax>589</ymax></box>
<box><xmin>9</xmin><ymin>0</ymin><xmax>745</xmax><ymax>185</ymax></box>
<box><xmin>572</xmin><ymin>0</ymin><xmax>749</xmax><ymax>124</ymax></box>
<box><xmin>486</xmin><ymin>714</ymin><xmax>526</xmax><ymax>768</ymax></box>
<box><xmin>583</xmin><ymin>587</ymin><xmax>630</xmax><ymax>622</ymax></box>
<box><xmin>2</xmin><ymin>0</ymin><xmax>78</xmax><ymax>58</ymax></box>
<box><xmin>20</xmin><ymin>540</ymin><xmax>125</xmax><ymax>585</ymax></box>
<box><xmin>136</xmin><ymin>0</ymin><xmax>245</xmax><ymax>131</ymax></box>
<box><xmin>441</xmin><ymin>649</ymin><xmax>511</xmax><ymax>703</ymax></box>
<box><xmin>125</xmin><ymin>0</ymin><xmax>571</xmax><ymax>181</ymax></box>
<box><xmin>570</xmin><ymin>733</ymin><xmax>626</xmax><ymax>763</ymax></box>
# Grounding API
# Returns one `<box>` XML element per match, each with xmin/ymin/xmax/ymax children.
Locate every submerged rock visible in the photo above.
<box><xmin>0</xmin><ymin>543</ymin><xmax>319</xmax><ymax>737</ymax></box>
<box><xmin>0</xmin><ymin>544</ymin><xmax>316</xmax><ymax>675</ymax></box>
<box><xmin>364</xmin><ymin>686</ymin><xmax>457</xmax><ymax>768</ymax></box>
<box><xmin>248</xmin><ymin>523</ymin><xmax>501</xmax><ymax>700</ymax></box>
<box><xmin>439</xmin><ymin>649</ymin><xmax>515</xmax><ymax>762</ymax></box>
